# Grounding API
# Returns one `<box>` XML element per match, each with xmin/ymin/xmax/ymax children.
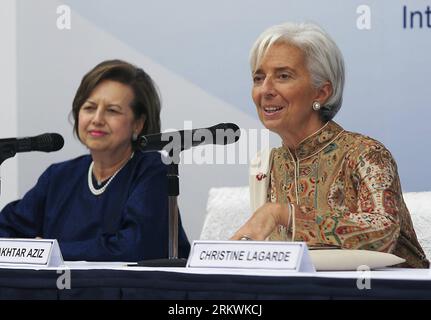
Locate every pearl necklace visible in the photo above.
<box><xmin>88</xmin><ymin>153</ymin><xmax>134</xmax><ymax>196</ymax></box>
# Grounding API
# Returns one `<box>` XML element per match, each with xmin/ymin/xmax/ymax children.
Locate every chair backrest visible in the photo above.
<box><xmin>200</xmin><ymin>186</ymin><xmax>250</xmax><ymax>241</ymax></box>
<box><xmin>201</xmin><ymin>187</ymin><xmax>431</xmax><ymax>259</ymax></box>
<box><xmin>403</xmin><ymin>192</ymin><xmax>431</xmax><ymax>260</ymax></box>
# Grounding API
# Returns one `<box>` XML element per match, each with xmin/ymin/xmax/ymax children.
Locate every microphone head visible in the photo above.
<box><xmin>138</xmin><ymin>123</ymin><xmax>241</xmax><ymax>154</ymax></box>
<box><xmin>212</xmin><ymin>122</ymin><xmax>240</xmax><ymax>132</ymax></box>
<box><xmin>209</xmin><ymin>123</ymin><xmax>241</xmax><ymax>145</ymax></box>
<box><xmin>34</xmin><ymin>133</ymin><xmax>64</xmax><ymax>152</ymax></box>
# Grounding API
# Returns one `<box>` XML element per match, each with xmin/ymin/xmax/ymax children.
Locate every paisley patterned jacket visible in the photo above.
<box><xmin>257</xmin><ymin>121</ymin><xmax>428</xmax><ymax>268</ymax></box>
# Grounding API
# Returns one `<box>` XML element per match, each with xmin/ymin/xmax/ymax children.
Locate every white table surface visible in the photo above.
<box><xmin>1</xmin><ymin>261</ymin><xmax>430</xmax><ymax>281</ymax></box>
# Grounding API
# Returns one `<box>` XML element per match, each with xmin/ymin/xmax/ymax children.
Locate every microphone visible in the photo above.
<box><xmin>139</xmin><ymin>123</ymin><xmax>241</xmax><ymax>153</ymax></box>
<box><xmin>0</xmin><ymin>133</ymin><xmax>64</xmax><ymax>164</ymax></box>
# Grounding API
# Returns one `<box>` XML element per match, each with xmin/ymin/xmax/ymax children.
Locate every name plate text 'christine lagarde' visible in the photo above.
<box><xmin>187</xmin><ymin>240</ymin><xmax>315</xmax><ymax>272</ymax></box>
<box><xmin>0</xmin><ymin>238</ymin><xmax>64</xmax><ymax>267</ymax></box>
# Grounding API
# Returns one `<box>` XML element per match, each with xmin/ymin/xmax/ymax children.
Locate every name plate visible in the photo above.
<box><xmin>186</xmin><ymin>240</ymin><xmax>315</xmax><ymax>272</ymax></box>
<box><xmin>0</xmin><ymin>238</ymin><xmax>64</xmax><ymax>267</ymax></box>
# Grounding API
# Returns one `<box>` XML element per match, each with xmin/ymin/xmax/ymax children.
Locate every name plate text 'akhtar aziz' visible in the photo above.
<box><xmin>0</xmin><ymin>238</ymin><xmax>64</xmax><ymax>267</ymax></box>
<box><xmin>186</xmin><ymin>240</ymin><xmax>315</xmax><ymax>272</ymax></box>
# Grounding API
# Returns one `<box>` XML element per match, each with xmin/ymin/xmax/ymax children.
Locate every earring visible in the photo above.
<box><xmin>312</xmin><ymin>101</ymin><xmax>321</xmax><ymax>111</ymax></box>
<box><xmin>132</xmin><ymin>133</ymin><xmax>138</xmax><ymax>141</ymax></box>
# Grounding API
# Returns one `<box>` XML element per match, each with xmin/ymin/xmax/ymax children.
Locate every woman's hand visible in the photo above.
<box><xmin>230</xmin><ymin>202</ymin><xmax>291</xmax><ymax>241</ymax></box>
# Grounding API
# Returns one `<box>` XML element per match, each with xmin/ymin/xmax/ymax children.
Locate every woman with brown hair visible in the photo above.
<box><xmin>0</xmin><ymin>60</ymin><xmax>190</xmax><ymax>261</ymax></box>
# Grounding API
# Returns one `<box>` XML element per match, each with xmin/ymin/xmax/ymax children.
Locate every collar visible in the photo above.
<box><xmin>283</xmin><ymin>121</ymin><xmax>345</xmax><ymax>161</ymax></box>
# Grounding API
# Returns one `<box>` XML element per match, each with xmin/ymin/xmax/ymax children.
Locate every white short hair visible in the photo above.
<box><xmin>250</xmin><ymin>22</ymin><xmax>345</xmax><ymax>121</ymax></box>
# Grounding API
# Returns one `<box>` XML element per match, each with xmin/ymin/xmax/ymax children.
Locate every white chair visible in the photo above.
<box><xmin>404</xmin><ymin>192</ymin><xmax>431</xmax><ymax>259</ymax></box>
<box><xmin>200</xmin><ymin>186</ymin><xmax>250</xmax><ymax>241</ymax></box>
<box><xmin>200</xmin><ymin>187</ymin><xmax>431</xmax><ymax>259</ymax></box>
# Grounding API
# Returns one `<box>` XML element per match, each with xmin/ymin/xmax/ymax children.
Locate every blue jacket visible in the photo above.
<box><xmin>0</xmin><ymin>151</ymin><xmax>190</xmax><ymax>261</ymax></box>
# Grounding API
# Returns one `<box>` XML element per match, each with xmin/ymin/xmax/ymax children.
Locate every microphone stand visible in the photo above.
<box><xmin>167</xmin><ymin>162</ymin><xmax>181</xmax><ymax>260</ymax></box>
<box><xmin>134</xmin><ymin>150</ymin><xmax>187</xmax><ymax>267</ymax></box>
<box><xmin>132</xmin><ymin>124</ymin><xmax>241</xmax><ymax>267</ymax></box>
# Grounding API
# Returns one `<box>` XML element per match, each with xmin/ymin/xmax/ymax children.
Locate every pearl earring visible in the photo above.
<box><xmin>132</xmin><ymin>133</ymin><xmax>138</xmax><ymax>141</ymax></box>
<box><xmin>312</xmin><ymin>101</ymin><xmax>321</xmax><ymax>111</ymax></box>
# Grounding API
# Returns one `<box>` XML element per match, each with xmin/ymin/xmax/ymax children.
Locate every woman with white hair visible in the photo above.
<box><xmin>230</xmin><ymin>22</ymin><xmax>428</xmax><ymax>268</ymax></box>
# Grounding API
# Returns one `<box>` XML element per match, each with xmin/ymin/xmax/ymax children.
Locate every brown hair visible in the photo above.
<box><xmin>71</xmin><ymin>59</ymin><xmax>161</xmax><ymax>149</ymax></box>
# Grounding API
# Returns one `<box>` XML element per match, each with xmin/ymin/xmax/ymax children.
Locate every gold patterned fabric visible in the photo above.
<box><xmin>268</xmin><ymin>121</ymin><xmax>429</xmax><ymax>268</ymax></box>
